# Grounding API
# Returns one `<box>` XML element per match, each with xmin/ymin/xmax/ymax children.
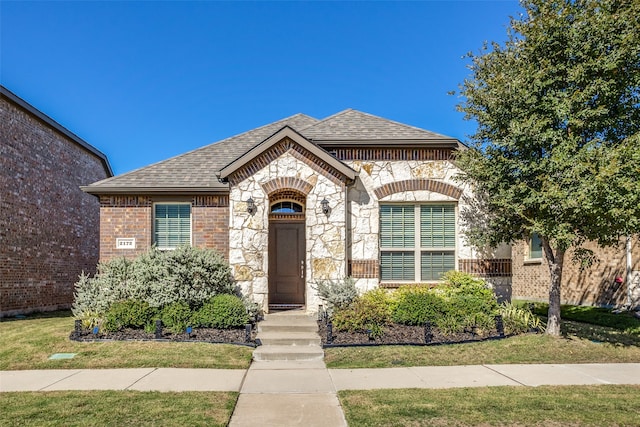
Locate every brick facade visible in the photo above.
<box><xmin>512</xmin><ymin>236</ymin><xmax>640</xmax><ymax>307</ymax></box>
<box><xmin>0</xmin><ymin>91</ymin><xmax>111</xmax><ymax>316</ymax></box>
<box><xmin>98</xmin><ymin>195</ymin><xmax>229</xmax><ymax>262</ymax></box>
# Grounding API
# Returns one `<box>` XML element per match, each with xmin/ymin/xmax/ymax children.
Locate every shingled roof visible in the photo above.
<box><xmin>83</xmin><ymin>109</ymin><xmax>461</xmax><ymax>195</ymax></box>
<box><xmin>302</xmin><ymin>109</ymin><xmax>456</xmax><ymax>144</ymax></box>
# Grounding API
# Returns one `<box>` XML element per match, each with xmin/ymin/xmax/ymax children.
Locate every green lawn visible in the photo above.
<box><xmin>339</xmin><ymin>385</ymin><xmax>640</xmax><ymax>427</ymax></box>
<box><xmin>0</xmin><ymin>391</ymin><xmax>237</xmax><ymax>427</ymax></box>
<box><xmin>0</xmin><ymin>311</ymin><xmax>253</xmax><ymax>370</ymax></box>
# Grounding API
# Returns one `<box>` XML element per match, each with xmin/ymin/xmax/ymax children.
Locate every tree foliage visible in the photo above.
<box><xmin>455</xmin><ymin>0</ymin><xmax>640</xmax><ymax>334</ymax></box>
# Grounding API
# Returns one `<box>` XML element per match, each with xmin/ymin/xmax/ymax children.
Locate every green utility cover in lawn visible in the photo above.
<box><xmin>49</xmin><ymin>353</ymin><xmax>77</xmax><ymax>360</ymax></box>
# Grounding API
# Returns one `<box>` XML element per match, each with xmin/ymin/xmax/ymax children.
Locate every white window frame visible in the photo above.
<box><xmin>153</xmin><ymin>202</ymin><xmax>192</xmax><ymax>250</ymax></box>
<box><xmin>380</xmin><ymin>203</ymin><xmax>457</xmax><ymax>283</ymax></box>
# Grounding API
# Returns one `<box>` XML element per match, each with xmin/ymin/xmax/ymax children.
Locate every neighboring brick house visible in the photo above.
<box><xmin>83</xmin><ymin>110</ymin><xmax>511</xmax><ymax>313</ymax></box>
<box><xmin>1</xmin><ymin>86</ymin><xmax>113</xmax><ymax>317</ymax></box>
<box><xmin>512</xmin><ymin>235</ymin><xmax>640</xmax><ymax>308</ymax></box>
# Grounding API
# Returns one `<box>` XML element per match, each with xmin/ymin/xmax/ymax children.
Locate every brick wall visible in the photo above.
<box><xmin>98</xmin><ymin>196</ymin><xmax>152</xmax><ymax>261</ymax></box>
<box><xmin>192</xmin><ymin>196</ymin><xmax>229</xmax><ymax>259</ymax></box>
<box><xmin>0</xmin><ymin>96</ymin><xmax>110</xmax><ymax>316</ymax></box>
<box><xmin>512</xmin><ymin>236</ymin><xmax>640</xmax><ymax>307</ymax></box>
<box><xmin>98</xmin><ymin>195</ymin><xmax>229</xmax><ymax>262</ymax></box>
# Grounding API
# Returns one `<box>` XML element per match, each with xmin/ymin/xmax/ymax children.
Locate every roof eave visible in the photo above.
<box><xmin>81</xmin><ymin>186</ymin><xmax>229</xmax><ymax>196</ymax></box>
<box><xmin>312</xmin><ymin>138</ymin><xmax>463</xmax><ymax>148</ymax></box>
<box><xmin>1</xmin><ymin>85</ymin><xmax>114</xmax><ymax>177</ymax></box>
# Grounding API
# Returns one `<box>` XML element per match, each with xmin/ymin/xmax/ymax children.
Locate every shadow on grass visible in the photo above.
<box><xmin>0</xmin><ymin>310</ymin><xmax>73</xmax><ymax>322</ymax></box>
<box><xmin>561</xmin><ymin>319</ymin><xmax>640</xmax><ymax>347</ymax></box>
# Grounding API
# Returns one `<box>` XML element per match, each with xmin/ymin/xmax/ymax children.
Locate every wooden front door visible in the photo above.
<box><xmin>268</xmin><ymin>219</ymin><xmax>305</xmax><ymax>306</ymax></box>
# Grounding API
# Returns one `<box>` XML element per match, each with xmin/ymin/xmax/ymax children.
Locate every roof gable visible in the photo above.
<box><xmin>218</xmin><ymin>126</ymin><xmax>357</xmax><ymax>184</ymax></box>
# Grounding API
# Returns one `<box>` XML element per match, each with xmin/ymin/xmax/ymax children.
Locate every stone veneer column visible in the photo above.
<box><xmin>228</xmin><ymin>151</ymin><xmax>346</xmax><ymax>313</ymax></box>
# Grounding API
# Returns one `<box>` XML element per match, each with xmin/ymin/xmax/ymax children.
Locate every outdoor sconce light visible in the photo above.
<box><xmin>320</xmin><ymin>198</ymin><xmax>330</xmax><ymax>216</ymax></box>
<box><xmin>246</xmin><ymin>197</ymin><xmax>256</xmax><ymax>215</ymax></box>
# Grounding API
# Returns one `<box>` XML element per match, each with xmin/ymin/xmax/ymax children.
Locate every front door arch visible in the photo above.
<box><xmin>268</xmin><ymin>198</ymin><xmax>306</xmax><ymax>309</ymax></box>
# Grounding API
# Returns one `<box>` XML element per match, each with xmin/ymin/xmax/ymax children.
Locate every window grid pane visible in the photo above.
<box><xmin>381</xmin><ymin>252</ymin><xmax>415</xmax><ymax>281</ymax></box>
<box><xmin>380</xmin><ymin>205</ymin><xmax>415</xmax><ymax>248</ymax></box>
<box><xmin>421</xmin><ymin>251</ymin><xmax>455</xmax><ymax>281</ymax></box>
<box><xmin>155</xmin><ymin>204</ymin><xmax>191</xmax><ymax>248</ymax></box>
<box><xmin>421</xmin><ymin>205</ymin><xmax>455</xmax><ymax>248</ymax></box>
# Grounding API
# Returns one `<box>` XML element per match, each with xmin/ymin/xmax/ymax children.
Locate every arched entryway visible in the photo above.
<box><xmin>268</xmin><ymin>191</ymin><xmax>306</xmax><ymax>310</ymax></box>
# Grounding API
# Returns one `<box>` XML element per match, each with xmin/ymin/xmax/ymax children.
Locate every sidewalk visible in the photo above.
<box><xmin>2</xmin><ymin>363</ymin><xmax>639</xmax><ymax>393</ymax></box>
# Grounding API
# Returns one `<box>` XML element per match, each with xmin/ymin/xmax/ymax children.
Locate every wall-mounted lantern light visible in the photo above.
<box><xmin>320</xmin><ymin>198</ymin><xmax>330</xmax><ymax>216</ymax></box>
<box><xmin>247</xmin><ymin>197</ymin><xmax>256</xmax><ymax>215</ymax></box>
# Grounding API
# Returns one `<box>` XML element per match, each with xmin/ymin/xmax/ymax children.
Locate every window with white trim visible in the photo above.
<box><xmin>154</xmin><ymin>203</ymin><xmax>191</xmax><ymax>249</ymax></box>
<box><xmin>380</xmin><ymin>204</ymin><xmax>456</xmax><ymax>282</ymax></box>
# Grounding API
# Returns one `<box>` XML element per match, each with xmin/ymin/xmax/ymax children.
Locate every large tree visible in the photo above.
<box><xmin>456</xmin><ymin>0</ymin><xmax>640</xmax><ymax>335</ymax></box>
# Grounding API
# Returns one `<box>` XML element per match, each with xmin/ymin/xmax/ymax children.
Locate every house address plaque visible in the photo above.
<box><xmin>116</xmin><ymin>238</ymin><xmax>136</xmax><ymax>249</ymax></box>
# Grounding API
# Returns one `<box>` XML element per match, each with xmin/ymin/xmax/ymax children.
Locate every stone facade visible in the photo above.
<box><xmin>512</xmin><ymin>236</ymin><xmax>640</xmax><ymax>307</ymax></box>
<box><xmin>1</xmin><ymin>88</ymin><xmax>111</xmax><ymax>316</ymax></box>
<box><xmin>227</xmin><ymin>146</ymin><xmax>347</xmax><ymax>310</ymax></box>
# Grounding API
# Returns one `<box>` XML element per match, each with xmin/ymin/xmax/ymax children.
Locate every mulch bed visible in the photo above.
<box><xmin>70</xmin><ymin>326</ymin><xmax>258</xmax><ymax>346</ymax></box>
<box><xmin>69</xmin><ymin>321</ymin><xmax>505</xmax><ymax>348</ymax></box>
<box><xmin>317</xmin><ymin>321</ymin><xmax>503</xmax><ymax>346</ymax></box>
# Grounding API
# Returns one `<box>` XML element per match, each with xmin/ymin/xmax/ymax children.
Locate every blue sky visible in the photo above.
<box><xmin>1</xmin><ymin>1</ymin><xmax>520</xmax><ymax>176</ymax></box>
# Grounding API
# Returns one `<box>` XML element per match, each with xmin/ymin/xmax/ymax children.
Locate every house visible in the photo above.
<box><xmin>83</xmin><ymin>110</ymin><xmax>511</xmax><ymax>313</ymax></box>
<box><xmin>512</xmin><ymin>235</ymin><xmax>640</xmax><ymax>308</ymax></box>
<box><xmin>0</xmin><ymin>86</ymin><xmax>113</xmax><ymax>317</ymax></box>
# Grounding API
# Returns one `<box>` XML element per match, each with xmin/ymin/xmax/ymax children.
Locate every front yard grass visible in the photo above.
<box><xmin>339</xmin><ymin>385</ymin><xmax>640</xmax><ymax>427</ymax></box>
<box><xmin>325</xmin><ymin>319</ymin><xmax>640</xmax><ymax>368</ymax></box>
<box><xmin>0</xmin><ymin>391</ymin><xmax>237</xmax><ymax>427</ymax></box>
<box><xmin>0</xmin><ymin>311</ymin><xmax>253</xmax><ymax>370</ymax></box>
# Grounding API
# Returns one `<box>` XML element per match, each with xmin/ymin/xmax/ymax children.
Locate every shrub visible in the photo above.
<box><xmin>129</xmin><ymin>246</ymin><xmax>236</xmax><ymax>309</ymax></box>
<box><xmin>313</xmin><ymin>277</ymin><xmax>358</xmax><ymax>316</ymax></box>
<box><xmin>332</xmin><ymin>288</ymin><xmax>393</xmax><ymax>336</ymax></box>
<box><xmin>193</xmin><ymin>294</ymin><xmax>249</xmax><ymax>329</ymax></box>
<box><xmin>392</xmin><ymin>286</ymin><xmax>447</xmax><ymax>325</ymax></box>
<box><xmin>103</xmin><ymin>300</ymin><xmax>157</xmax><ymax>332</ymax></box>
<box><xmin>72</xmin><ymin>259</ymin><xmax>133</xmax><ymax>320</ymax></box>
<box><xmin>161</xmin><ymin>301</ymin><xmax>193</xmax><ymax>334</ymax></box>
<box><xmin>439</xmin><ymin>275</ymin><xmax>499</xmax><ymax>334</ymax></box>
<box><xmin>500</xmin><ymin>302</ymin><xmax>545</xmax><ymax>334</ymax></box>
<box><xmin>72</xmin><ymin>247</ymin><xmax>237</xmax><ymax>324</ymax></box>
<box><xmin>441</xmin><ymin>270</ymin><xmax>487</xmax><ymax>289</ymax></box>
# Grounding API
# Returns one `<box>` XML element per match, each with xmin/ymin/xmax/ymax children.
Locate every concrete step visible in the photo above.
<box><xmin>253</xmin><ymin>345</ymin><xmax>324</xmax><ymax>362</ymax></box>
<box><xmin>257</xmin><ymin>331</ymin><xmax>321</xmax><ymax>346</ymax></box>
<box><xmin>263</xmin><ymin>312</ymin><xmax>318</xmax><ymax>324</ymax></box>
<box><xmin>257</xmin><ymin>321</ymin><xmax>318</xmax><ymax>334</ymax></box>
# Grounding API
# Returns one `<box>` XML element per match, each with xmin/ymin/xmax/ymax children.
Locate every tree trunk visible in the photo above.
<box><xmin>542</xmin><ymin>238</ymin><xmax>565</xmax><ymax>336</ymax></box>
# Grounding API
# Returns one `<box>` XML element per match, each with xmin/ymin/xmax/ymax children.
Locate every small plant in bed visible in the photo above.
<box><xmin>319</xmin><ymin>272</ymin><xmax>540</xmax><ymax>346</ymax></box>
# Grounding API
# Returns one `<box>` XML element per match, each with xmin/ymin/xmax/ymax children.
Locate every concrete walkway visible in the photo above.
<box><xmin>3</xmin><ymin>363</ymin><xmax>640</xmax><ymax>426</ymax></box>
<box><xmin>3</xmin><ymin>363</ymin><xmax>639</xmax><ymax>393</ymax></box>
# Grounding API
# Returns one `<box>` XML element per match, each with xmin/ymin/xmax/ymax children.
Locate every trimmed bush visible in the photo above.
<box><xmin>193</xmin><ymin>294</ymin><xmax>249</xmax><ymax>329</ymax></box>
<box><xmin>392</xmin><ymin>286</ymin><xmax>447</xmax><ymax>325</ymax></box>
<box><xmin>161</xmin><ymin>302</ymin><xmax>193</xmax><ymax>334</ymax></box>
<box><xmin>103</xmin><ymin>300</ymin><xmax>157</xmax><ymax>332</ymax></box>
<box><xmin>332</xmin><ymin>288</ymin><xmax>393</xmax><ymax>337</ymax></box>
<box><xmin>440</xmin><ymin>273</ymin><xmax>499</xmax><ymax>333</ymax></box>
